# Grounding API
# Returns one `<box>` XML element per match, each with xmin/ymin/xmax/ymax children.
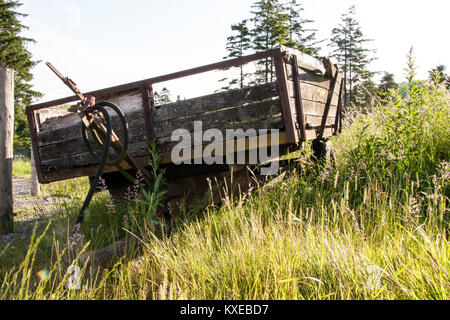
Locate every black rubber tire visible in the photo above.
<box><xmin>311</xmin><ymin>139</ymin><xmax>334</xmax><ymax>168</ymax></box>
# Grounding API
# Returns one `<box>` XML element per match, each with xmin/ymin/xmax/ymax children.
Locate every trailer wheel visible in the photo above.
<box><xmin>311</xmin><ymin>139</ymin><xmax>335</xmax><ymax>168</ymax></box>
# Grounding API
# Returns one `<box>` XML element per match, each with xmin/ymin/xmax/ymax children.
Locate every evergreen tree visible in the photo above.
<box><xmin>250</xmin><ymin>0</ymin><xmax>290</xmax><ymax>84</ymax></box>
<box><xmin>281</xmin><ymin>0</ymin><xmax>320</xmax><ymax>55</ymax></box>
<box><xmin>428</xmin><ymin>65</ymin><xmax>449</xmax><ymax>89</ymax></box>
<box><xmin>221</xmin><ymin>19</ymin><xmax>252</xmax><ymax>90</ymax></box>
<box><xmin>222</xmin><ymin>0</ymin><xmax>320</xmax><ymax>88</ymax></box>
<box><xmin>0</xmin><ymin>0</ymin><xmax>41</xmax><ymax>150</ymax></box>
<box><xmin>154</xmin><ymin>87</ymin><xmax>172</xmax><ymax>105</ymax></box>
<box><xmin>378</xmin><ymin>72</ymin><xmax>398</xmax><ymax>94</ymax></box>
<box><xmin>328</xmin><ymin>5</ymin><xmax>376</xmax><ymax>110</ymax></box>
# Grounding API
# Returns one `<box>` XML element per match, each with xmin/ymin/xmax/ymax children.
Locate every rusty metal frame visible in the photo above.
<box><xmin>291</xmin><ymin>55</ymin><xmax>307</xmax><ymax>142</ymax></box>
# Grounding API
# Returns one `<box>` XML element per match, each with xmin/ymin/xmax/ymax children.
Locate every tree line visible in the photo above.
<box><xmin>221</xmin><ymin>0</ymin><xmax>321</xmax><ymax>90</ymax></box>
<box><xmin>222</xmin><ymin>1</ymin><xmax>449</xmax><ymax>113</ymax></box>
<box><xmin>221</xmin><ymin>1</ymin><xmax>382</xmax><ymax>112</ymax></box>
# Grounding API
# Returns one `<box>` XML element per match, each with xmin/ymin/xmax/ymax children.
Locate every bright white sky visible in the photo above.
<box><xmin>20</xmin><ymin>0</ymin><xmax>450</xmax><ymax>104</ymax></box>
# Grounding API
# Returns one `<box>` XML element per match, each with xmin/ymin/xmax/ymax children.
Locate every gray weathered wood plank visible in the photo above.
<box><xmin>40</xmin><ymin>140</ymin><xmax>150</xmax><ymax>172</ymax></box>
<box><xmin>157</xmin><ymin>116</ymin><xmax>285</xmax><ymax>153</ymax></box>
<box><xmin>284</xmin><ymin>62</ymin><xmax>342</xmax><ymax>90</ymax></box>
<box><xmin>37</xmin><ymin>110</ymin><xmax>147</xmax><ymax>147</ymax></box>
<box><xmin>154</xmin><ymin>99</ymin><xmax>282</xmax><ymax>140</ymax></box>
<box><xmin>280</xmin><ymin>45</ymin><xmax>327</xmax><ymax>75</ymax></box>
<box><xmin>39</xmin><ymin>126</ymin><xmax>149</xmax><ymax>162</ymax></box>
<box><xmin>39</xmin><ymin>116</ymin><xmax>285</xmax><ymax>172</ymax></box>
<box><xmin>153</xmin><ymin>82</ymin><xmax>279</xmax><ymax>123</ymax></box>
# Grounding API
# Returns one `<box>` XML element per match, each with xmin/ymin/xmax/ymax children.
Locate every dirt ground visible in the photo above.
<box><xmin>0</xmin><ymin>179</ymin><xmax>59</xmax><ymax>247</ymax></box>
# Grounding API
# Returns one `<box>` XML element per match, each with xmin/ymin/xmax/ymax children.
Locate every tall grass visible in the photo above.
<box><xmin>0</xmin><ymin>55</ymin><xmax>448</xmax><ymax>300</ymax></box>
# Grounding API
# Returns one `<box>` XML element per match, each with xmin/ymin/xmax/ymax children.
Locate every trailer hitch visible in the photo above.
<box><xmin>46</xmin><ymin>63</ymin><xmax>152</xmax><ymax>225</ymax></box>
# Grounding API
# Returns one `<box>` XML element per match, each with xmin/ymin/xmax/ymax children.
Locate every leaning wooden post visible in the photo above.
<box><xmin>0</xmin><ymin>68</ymin><xmax>14</xmax><ymax>235</ymax></box>
<box><xmin>30</xmin><ymin>146</ymin><xmax>40</xmax><ymax>196</ymax></box>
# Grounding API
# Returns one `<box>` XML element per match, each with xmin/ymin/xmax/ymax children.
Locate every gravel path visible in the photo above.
<box><xmin>0</xmin><ymin>179</ymin><xmax>59</xmax><ymax>247</ymax></box>
<box><xmin>12</xmin><ymin>178</ymin><xmax>54</xmax><ymax>212</ymax></box>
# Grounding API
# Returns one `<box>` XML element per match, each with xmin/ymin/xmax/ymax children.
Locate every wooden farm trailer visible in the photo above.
<box><xmin>27</xmin><ymin>45</ymin><xmax>343</xmax><ymax>213</ymax></box>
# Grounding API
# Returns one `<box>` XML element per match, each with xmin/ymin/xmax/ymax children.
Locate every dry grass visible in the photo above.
<box><xmin>1</xmin><ymin>64</ymin><xmax>449</xmax><ymax>300</ymax></box>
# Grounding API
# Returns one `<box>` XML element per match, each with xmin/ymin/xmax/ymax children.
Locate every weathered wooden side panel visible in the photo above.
<box><xmin>30</xmin><ymin>46</ymin><xmax>343</xmax><ymax>184</ymax></box>
<box><xmin>153</xmin><ymin>82</ymin><xmax>279</xmax><ymax>123</ymax></box>
<box><xmin>36</xmin><ymin>83</ymin><xmax>283</xmax><ymax>179</ymax></box>
<box><xmin>282</xmin><ymin>48</ymin><xmax>343</xmax><ymax>141</ymax></box>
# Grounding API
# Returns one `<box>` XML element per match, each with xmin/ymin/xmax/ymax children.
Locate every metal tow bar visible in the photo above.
<box><xmin>47</xmin><ymin>63</ymin><xmax>152</xmax><ymax>225</ymax></box>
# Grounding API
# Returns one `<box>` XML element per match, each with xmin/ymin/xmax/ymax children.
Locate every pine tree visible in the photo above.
<box><xmin>0</xmin><ymin>0</ymin><xmax>41</xmax><ymax>149</ymax></box>
<box><xmin>378</xmin><ymin>72</ymin><xmax>398</xmax><ymax>94</ymax></box>
<box><xmin>281</xmin><ymin>0</ymin><xmax>320</xmax><ymax>55</ymax></box>
<box><xmin>328</xmin><ymin>5</ymin><xmax>376</xmax><ymax>110</ymax></box>
<box><xmin>428</xmin><ymin>65</ymin><xmax>449</xmax><ymax>89</ymax></box>
<box><xmin>154</xmin><ymin>87</ymin><xmax>172</xmax><ymax>105</ymax></box>
<box><xmin>221</xmin><ymin>19</ymin><xmax>252</xmax><ymax>90</ymax></box>
<box><xmin>222</xmin><ymin>0</ymin><xmax>321</xmax><ymax>88</ymax></box>
<box><xmin>251</xmin><ymin>0</ymin><xmax>290</xmax><ymax>84</ymax></box>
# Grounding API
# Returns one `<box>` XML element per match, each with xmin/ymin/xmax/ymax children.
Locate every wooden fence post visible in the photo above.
<box><xmin>0</xmin><ymin>68</ymin><xmax>14</xmax><ymax>235</ymax></box>
<box><xmin>31</xmin><ymin>146</ymin><xmax>41</xmax><ymax>196</ymax></box>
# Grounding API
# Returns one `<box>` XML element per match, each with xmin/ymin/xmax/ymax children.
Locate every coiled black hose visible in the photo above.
<box><xmin>76</xmin><ymin>101</ymin><xmax>130</xmax><ymax>225</ymax></box>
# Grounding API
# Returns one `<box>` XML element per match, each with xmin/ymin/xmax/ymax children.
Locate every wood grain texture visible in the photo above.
<box><xmin>40</xmin><ymin>132</ymin><xmax>289</xmax><ymax>183</ymax></box>
<box><xmin>153</xmin><ymin>82</ymin><xmax>279</xmax><ymax>123</ymax></box>
<box><xmin>0</xmin><ymin>68</ymin><xmax>14</xmax><ymax>235</ymax></box>
<box><xmin>284</xmin><ymin>70</ymin><xmax>342</xmax><ymax>140</ymax></box>
<box><xmin>286</xmin><ymin>80</ymin><xmax>339</xmax><ymax>105</ymax></box>
<box><xmin>154</xmin><ymin>99</ymin><xmax>282</xmax><ymax>140</ymax></box>
<box><xmin>280</xmin><ymin>45</ymin><xmax>327</xmax><ymax>75</ymax></box>
<box><xmin>285</xmin><ymin>62</ymin><xmax>342</xmax><ymax>90</ymax></box>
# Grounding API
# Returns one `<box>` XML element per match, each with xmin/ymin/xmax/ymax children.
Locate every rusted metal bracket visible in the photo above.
<box><xmin>318</xmin><ymin>65</ymin><xmax>339</xmax><ymax>140</ymax></box>
<box><xmin>46</xmin><ymin>63</ymin><xmax>88</xmax><ymax>104</ymax></box>
<box><xmin>291</xmin><ymin>55</ymin><xmax>307</xmax><ymax>142</ymax></box>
